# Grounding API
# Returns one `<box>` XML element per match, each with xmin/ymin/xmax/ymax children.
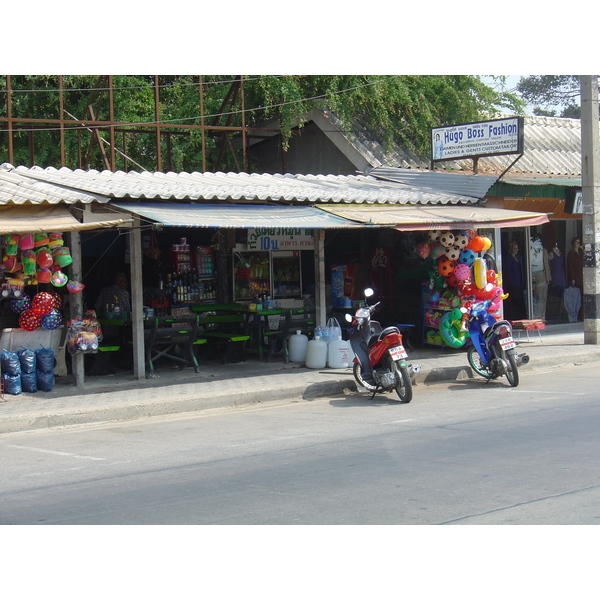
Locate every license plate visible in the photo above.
<box><xmin>499</xmin><ymin>336</ymin><xmax>516</xmax><ymax>350</ymax></box>
<box><xmin>389</xmin><ymin>345</ymin><xmax>408</xmax><ymax>360</ymax></box>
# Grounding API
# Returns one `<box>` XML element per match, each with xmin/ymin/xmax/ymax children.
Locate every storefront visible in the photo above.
<box><xmin>0</xmin><ymin>204</ymin><xmax>131</xmax><ymax>392</ymax></box>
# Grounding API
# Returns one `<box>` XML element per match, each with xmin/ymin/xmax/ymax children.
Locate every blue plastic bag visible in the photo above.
<box><xmin>17</xmin><ymin>347</ymin><xmax>36</xmax><ymax>374</ymax></box>
<box><xmin>1</xmin><ymin>350</ymin><xmax>21</xmax><ymax>376</ymax></box>
<box><xmin>35</xmin><ymin>346</ymin><xmax>55</xmax><ymax>373</ymax></box>
<box><xmin>36</xmin><ymin>369</ymin><xmax>54</xmax><ymax>392</ymax></box>
<box><xmin>2</xmin><ymin>372</ymin><xmax>22</xmax><ymax>395</ymax></box>
<box><xmin>21</xmin><ymin>371</ymin><xmax>38</xmax><ymax>393</ymax></box>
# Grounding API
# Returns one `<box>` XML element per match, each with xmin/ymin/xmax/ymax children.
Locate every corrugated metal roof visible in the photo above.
<box><xmin>316</xmin><ymin>111</ymin><xmax>585</xmax><ymax>179</ymax></box>
<box><xmin>0</xmin><ymin>163</ymin><xmax>109</xmax><ymax>205</ymax></box>
<box><xmin>367</xmin><ymin>166</ymin><xmax>498</xmax><ymax>199</ymax></box>
<box><xmin>2</xmin><ymin>164</ymin><xmax>480</xmax><ymax>206</ymax></box>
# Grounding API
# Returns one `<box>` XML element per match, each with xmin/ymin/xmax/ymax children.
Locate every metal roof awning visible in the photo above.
<box><xmin>317</xmin><ymin>204</ymin><xmax>549</xmax><ymax>230</ymax></box>
<box><xmin>0</xmin><ymin>204</ymin><xmax>132</xmax><ymax>234</ymax></box>
<box><xmin>112</xmin><ymin>202</ymin><xmax>362</xmax><ymax>229</ymax></box>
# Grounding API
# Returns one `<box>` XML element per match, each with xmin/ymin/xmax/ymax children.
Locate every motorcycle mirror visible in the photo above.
<box><xmin>364</xmin><ymin>288</ymin><xmax>374</xmax><ymax>298</ymax></box>
<box><xmin>345</xmin><ymin>313</ymin><xmax>353</xmax><ymax>323</ymax></box>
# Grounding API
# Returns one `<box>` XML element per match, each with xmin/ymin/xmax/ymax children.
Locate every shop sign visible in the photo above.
<box><xmin>431</xmin><ymin>117</ymin><xmax>524</xmax><ymax>162</ymax></box>
<box><xmin>247</xmin><ymin>227</ymin><xmax>315</xmax><ymax>251</ymax></box>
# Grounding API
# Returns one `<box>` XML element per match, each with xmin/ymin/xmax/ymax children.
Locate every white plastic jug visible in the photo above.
<box><xmin>288</xmin><ymin>330</ymin><xmax>308</xmax><ymax>363</ymax></box>
<box><xmin>305</xmin><ymin>335</ymin><xmax>328</xmax><ymax>369</ymax></box>
<box><xmin>327</xmin><ymin>338</ymin><xmax>351</xmax><ymax>368</ymax></box>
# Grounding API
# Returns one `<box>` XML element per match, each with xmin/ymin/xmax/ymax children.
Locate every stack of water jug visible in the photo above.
<box><xmin>288</xmin><ymin>317</ymin><xmax>352</xmax><ymax>369</ymax></box>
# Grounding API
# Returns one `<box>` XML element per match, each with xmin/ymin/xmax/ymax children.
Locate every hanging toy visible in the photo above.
<box><xmin>444</xmin><ymin>245</ymin><xmax>461</xmax><ymax>261</ymax></box>
<box><xmin>49</xmin><ymin>292</ymin><xmax>63</xmax><ymax>310</ymax></box>
<box><xmin>22</xmin><ymin>250</ymin><xmax>37</xmax><ymax>276</ymax></box>
<box><xmin>439</xmin><ymin>307</ymin><xmax>468</xmax><ymax>348</ymax></box>
<box><xmin>439</xmin><ymin>231</ymin><xmax>455</xmax><ymax>248</ymax></box>
<box><xmin>18</xmin><ymin>234</ymin><xmax>35</xmax><ymax>251</ymax></box>
<box><xmin>3</xmin><ymin>234</ymin><xmax>19</xmax><ymax>256</ymax></box>
<box><xmin>47</xmin><ymin>232</ymin><xmax>64</xmax><ymax>248</ymax></box>
<box><xmin>18</xmin><ymin>308</ymin><xmax>43</xmax><ymax>331</ymax></box>
<box><xmin>437</xmin><ymin>257</ymin><xmax>455</xmax><ymax>278</ymax></box>
<box><xmin>34</xmin><ymin>233</ymin><xmax>50</xmax><ymax>247</ymax></box>
<box><xmin>3</xmin><ymin>255</ymin><xmax>20</xmax><ymax>273</ymax></box>
<box><xmin>428</xmin><ymin>230</ymin><xmax>443</xmax><ymax>242</ymax></box>
<box><xmin>458</xmin><ymin>248</ymin><xmax>477</xmax><ymax>266</ymax></box>
<box><xmin>453</xmin><ymin>263</ymin><xmax>472</xmax><ymax>282</ymax></box>
<box><xmin>67</xmin><ymin>280</ymin><xmax>85</xmax><ymax>294</ymax></box>
<box><xmin>480</xmin><ymin>236</ymin><xmax>492</xmax><ymax>252</ymax></box>
<box><xmin>473</xmin><ymin>257</ymin><xmax>488</xmax><ymax>289</ymax></box>
<box><xmin>429</xmin><ymin>242</ymin><xmax>446</xmax><ymax>260</ymax></box>
<box><xmin>50</xmin><ymin>271</ymin><xmax>68</xmax><ymax>287</ymax></box>
<box><xmin>41</xmin><ymin>308</ymin><xmax>63</xmax><ymax>330</ymax></box>
<box><xmin>36</xmin><ymin>268</ymin><xmax>51</xmax><ymax>284</ymax></box>
<box><xmin>52</xmin><ymin>246</ymin><xmax>73</xmax><ymax>268</ymax></box>
<box><xmin>36</xmin><ymin>246</ymin><xmax>53</xmax><ymax>269</ymax></box>
<box><xmin>453</xmin><ymin>231</ymin><xmax>469</xmax><ymax>249</ymax></box>
<box><xmin>415</xmin><ymin>241</ymin><xmax>431</xmax><ymax>259</ymax></box>
<box><xmin>10</xmin><ymin>295</ymin><xmax>32</xmax><ymax>314</ymax></box>
<box><xmin>32</xmin><ymin>291</ymin><xmax>56</xmax><ymax>315</ymax></box>
<box><xmin>467</xmin><ymin>235</ymin><xmax>487</xmax><ymax>253</ymax></box>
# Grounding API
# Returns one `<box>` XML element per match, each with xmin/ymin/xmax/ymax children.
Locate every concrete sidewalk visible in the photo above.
<box><xmin>1</xmin><ymin>322</ymin><xmax>598</xmax><ymax>435</ymax></box>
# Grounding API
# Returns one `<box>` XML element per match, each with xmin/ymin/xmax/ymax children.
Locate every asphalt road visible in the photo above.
<box><xmin>2</xmin><ymin>362</ymin><xmax>600</xmax><ymax>526</ymax></box>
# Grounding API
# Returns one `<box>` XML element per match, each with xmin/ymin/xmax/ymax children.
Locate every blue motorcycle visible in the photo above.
<box><xmin>461</xmin><ymin>297</ymin><xmax>529</xmax><ymax>387</ymax></box>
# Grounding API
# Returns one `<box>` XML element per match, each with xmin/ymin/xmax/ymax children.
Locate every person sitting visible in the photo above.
<box><xmin>95</xmin><ymin>272</ymin><xmax>131</xmax><ymax>316</ymax></box>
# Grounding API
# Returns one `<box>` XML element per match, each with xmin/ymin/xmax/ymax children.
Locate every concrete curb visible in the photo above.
<box><xmin>2</xmin><ymin>344</ymin><xmax>600</xmax><ymax>435</ymax></box>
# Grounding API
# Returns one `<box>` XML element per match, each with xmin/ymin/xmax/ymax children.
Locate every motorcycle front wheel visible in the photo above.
<box><xmin>353</xmin><ymin>362</ymin><xmax>377</xmax><ymax>392</ymax></box>
<box><xmin>467</xmin><ymin>347</ymin><xmax>493</xmax><ymax>379</ymax></box>
<box><xmin>393</xmin><ymin>362</ymin><xmax>413</xmax><ymax>403</ymax></box>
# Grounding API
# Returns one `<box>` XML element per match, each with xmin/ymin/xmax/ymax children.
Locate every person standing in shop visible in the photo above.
<box><xmin>530</xmin><ymin>236</ymin><xmax>551</xmax><ymax>321</ymax></box>
<box><xmin>502</xmin><ymin>240</ymin><xmax>526</xmax><ymax>320</ymax></box>
<box><xmin>567</xmin><ymin>237</ymin><xmax>584</xmax><ymax>320</ymax></box>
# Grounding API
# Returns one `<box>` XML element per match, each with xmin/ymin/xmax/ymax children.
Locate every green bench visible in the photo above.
<box><xmin>197</xmin><ymin>313</ymin><xmax>250</xmax><ymax>364</ymax></box>
<box><xmin>143</xmin><ymin>315</ymin><xmax>203</xmax><ymax>378</ymax></box>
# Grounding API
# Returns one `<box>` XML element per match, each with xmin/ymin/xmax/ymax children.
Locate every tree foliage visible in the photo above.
<box><xmin>1</xmin><ymin>75</ymin><xmax>524</xmax><ymax>173</ymax></box>
<box><xmin>517</xmin><ymin>75</ymin><xmax>581</xmax><ymax>118</ymax></box>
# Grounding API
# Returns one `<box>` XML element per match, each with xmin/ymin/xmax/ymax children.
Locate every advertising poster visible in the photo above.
<box><xmin>331</xmin><ymin>264</ymin><xmax>354</xmax><ymax>308</ymax></box>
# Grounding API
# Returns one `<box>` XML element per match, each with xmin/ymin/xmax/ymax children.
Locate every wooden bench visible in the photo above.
<box><xmin>197</xmin><ymin>313</ymin><xmax>250</xmax><ymax>364</ymax></box>
<box><xmin>509</xmin><ymin>319</ymin><xmax>545</xmax><ymax>342</ymax></box>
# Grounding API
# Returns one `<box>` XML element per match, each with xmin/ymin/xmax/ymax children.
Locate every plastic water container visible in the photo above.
<box><xmin>305</xmin><ymin>335</ymin><xmax>328</xmax><ymax>369</ymax></box>
<box><xmin>327</xmin><ymin>338</ymin><xmax>352</xmax><ymax>368</ymax></box>
<box><xmin>289</xmin><ymin>330</ymin><xmax>308</xmax><ymax>363</ymax></box>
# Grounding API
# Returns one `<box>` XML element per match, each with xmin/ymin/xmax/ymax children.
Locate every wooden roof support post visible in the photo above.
<box><xmin>130</xmin><ymin>216</ymin><xmax>146</xmax><ymax>379</ymax></box>
<box><xmin>69</xmin><ymin>229</ymin><xmax>85</xmax><ymax>387</ymax></box>
<box><xmin>315</xmin><ymin>229</ymin><xmax>326</xmax><ymax>328</ymax></box>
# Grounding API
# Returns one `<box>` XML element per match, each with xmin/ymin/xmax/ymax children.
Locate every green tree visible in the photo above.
<box><xmin>1</xmin><ymin>75</ymin><xmax>524</xmax><ymax>172</ymax></box>
<box><xmin>516</xmin><ymin>75</ymin><xmax>581</xmax><ymax>118</ymax></box>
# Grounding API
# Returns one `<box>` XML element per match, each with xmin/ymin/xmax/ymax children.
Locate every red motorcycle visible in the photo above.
<box><xmin>346</xmin><ymin>289</ymin><xmax>419</xmax><ymax>403</ymax></box>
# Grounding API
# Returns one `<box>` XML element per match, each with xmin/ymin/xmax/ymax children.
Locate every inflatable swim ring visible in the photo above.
<box><xmin>439</xmin><ymin>308</ymin><xmax>468</xmax><ymax>348</ymax></box>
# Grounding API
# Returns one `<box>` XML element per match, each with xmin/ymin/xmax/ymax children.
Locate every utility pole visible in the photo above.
<box><xmin>580</xmin><ymin>76</ymin><xmax>600</xmax><ymax>344</ymax></box>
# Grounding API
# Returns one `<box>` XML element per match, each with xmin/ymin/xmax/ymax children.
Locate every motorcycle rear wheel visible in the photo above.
<box><xmin>393</xmin><ymin>362</ymin><xmax>413</xmax><ymax>403</ymax></box>
<box><xmin>501</xmin><ymin>347</ymin><xmax>520</xmax><ymax>388</ymax></box>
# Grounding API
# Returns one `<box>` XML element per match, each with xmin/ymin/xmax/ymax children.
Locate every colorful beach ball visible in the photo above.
<box><xmin>41</xmin><ymin>308</ymin><xmax>63</xmax><ymax>330</ymax></box>
<box><xmin>10</xmin><ymin>295</ymin><xmax>32</xmax><ymax>314</ymax></box>
<box><xmin>32</xmin><ymin>292</ymin><xmax>55</xmax><ymax>315</ymax></box>
<box><xmin>19</xmin><ymin>308</ymin><xmax>43</xmax><ymax>331</ymax></box>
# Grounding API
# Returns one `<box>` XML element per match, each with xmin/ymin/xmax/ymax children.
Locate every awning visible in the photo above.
<box><xmin>112</xmin><ymin>202</ymin><xmax>361</xmax><ymax>229</ymax></box>
<box><xmin>0</xmin><ymin>204</ymin><xmax>132</xmax><ymax>235</ymax></box>
<box><xmin>317</xmin><ymin>204</ymin><xmax>549</xmax><ymax>230</ymax></box>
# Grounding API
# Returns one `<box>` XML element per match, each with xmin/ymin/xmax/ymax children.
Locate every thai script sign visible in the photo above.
<box><xmin>247</xmin><ymin>227</ymin><xmax>315</xmax><ymax>251</ymax></box>
<box><xmin>431</xmin><ymin>117</ymin><xmax>524</xmax><ymax>162</ymax></box>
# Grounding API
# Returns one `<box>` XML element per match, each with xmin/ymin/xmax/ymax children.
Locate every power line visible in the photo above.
<box><xmin>0</xmin><ymin>76</ymin><xmax>400</xmax><ymax>134</ymax></box>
